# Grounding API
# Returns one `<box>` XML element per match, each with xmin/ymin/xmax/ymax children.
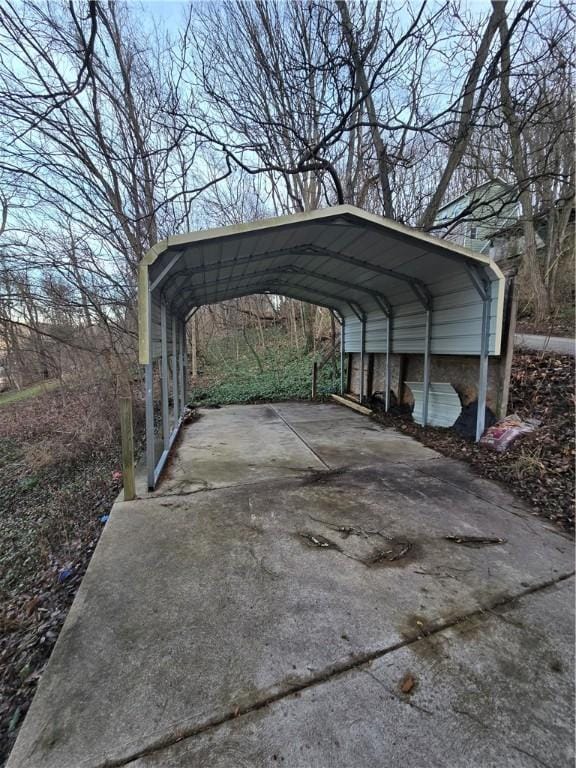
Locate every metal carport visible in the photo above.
<box><xmin>138</xmin><ymin>204</ymin><xmax>505</xmax><ymax>489</ymax></box>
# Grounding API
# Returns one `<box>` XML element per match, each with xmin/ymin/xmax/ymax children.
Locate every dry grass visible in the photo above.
<box><xmin>0</xmin><ymin>376</ymin><xmax>146</xmax><ymax>595</ymax></box>
<box><xmin>0</xmin><ymin>379</ymin><xmax>60</xmax><ymax>407</ymax></box>
<box><xmin>0</xmin><ymin>374</ymin><xmax>145</xmax><ymax>763</ymax></box>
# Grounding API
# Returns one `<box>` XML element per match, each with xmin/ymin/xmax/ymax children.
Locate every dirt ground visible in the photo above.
<box><xmin>0</xmin><ymin>383</ymin><xmax>144</xmax><ymax>764</ymax></box>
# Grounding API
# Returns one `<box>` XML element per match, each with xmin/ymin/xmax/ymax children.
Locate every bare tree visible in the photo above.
<box><xmin>0</xmin><ymin>0</ymin><xmax>572</xmax><ymax>383</ymax></box>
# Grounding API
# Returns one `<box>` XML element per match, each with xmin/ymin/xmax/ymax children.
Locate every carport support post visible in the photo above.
<box><xmin>145</xmin><ymin>362</ymin><xmax>154</xmax><ymax>490</ymax></box>
<box><xmin>385</xmin><ymin>315</ymin><xmax>392</xmax><ymax>412</ymax></box>
<box><xmin>171</xmin><ymin>315</ymin><xmax>179</xmax><ymax>425</ymax></box>
<box><xmin>182</xmin><ymin>321</ymin><xmax>188</xmax><ymax>406</ymax></box>
<box><xmin>476</xmin><ymin>293</ymin><xmax>491</xmax><ymax>441</ymax></box>
<box><xmin>160</xmin><ymin>299</ymin><xmax>170</xmax><ymax>449</ymax></box>
<box><xmin>466</xmin><ymin>265</ymin><xmax>492</xmax><ymax>442</ymax></box>
<box><xmin>422</xmin><ymin>308</ymin><xmax>432</xmax><ymax>427</ymax></box>
<box><xmin>340</xmin><ymin>318</ymin><xmax>345</xmax><ymax>394</ymax></box>
<box><xmin>359</xmin><ymin>315</ymin><xmax>366</xmax><ymax>403</ymax></box>
<box><xmin>178</xmin><ymin>321</ymin><xmax>185</xmax><ymax>414</ymax></box>
<box><xmin>145</xmin><ymin>280</ymin><xmax>155</xmax><ymax>491</ymax></box>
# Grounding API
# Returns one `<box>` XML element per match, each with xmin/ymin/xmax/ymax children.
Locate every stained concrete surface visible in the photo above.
<box><xmin>131</xmin><ymin>578</ymin><xmax>575</xmax><ymax>768</ymax></box>
<box><xmin>143</xmin><ymin>404</ymin><xmax>329</xmax><ymax>496</ymax></box>
<box><xmin>7</xmin><ymin>402</ymin><xmax>575</xmax><ymax>768</ymax></box>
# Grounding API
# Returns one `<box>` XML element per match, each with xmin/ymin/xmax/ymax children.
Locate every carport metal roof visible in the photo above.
<box><xmin>138</xmin><ymin>205</ymin><xmax>505</xmax><ymax>488</ymax></box>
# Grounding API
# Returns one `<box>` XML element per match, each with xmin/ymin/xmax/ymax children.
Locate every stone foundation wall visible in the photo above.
<box><xmin>348</xmin><ymin>352</ymin><xmax>505</xmax><ymax>416</ymax></box>
<box><xmin>345</xmin><ymin>275</ymin><xmax>517</xmax><ymax>419</ymax></box>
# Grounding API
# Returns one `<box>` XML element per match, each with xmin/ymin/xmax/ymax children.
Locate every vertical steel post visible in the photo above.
<box><xmin>178</xmin><ymin>320</ymin><xmax>185</xmax><ymax>414</ymax></box>
<box><xmin>340</xmin><ymin>317</ymin><xmax>345</xmax><ymax>394</ymax></box>
<box><xmin>145</xmin><ymin>283</ymin><xmax>155</xmax><ymax>491</ymax></box>
<box><xmin>464</xmin><ymin>265</ymin><xmax>493</xmax><ymax>442</ymax></box>
<box><xmin>160</xmin><ymin>299</ymin><xmax>170</xmax><ymax>449</ymax></box>
<box><xmin>422</xmin><ymin>308</ymin><xmax>432</xmax><ymax>427</ymax></box>
<box><xmin>171</xmin><ymin>314</ymin><xmax>178</xmax><ymax>425</ymax></box>
<box><xmin>145</xmin><ymin>361</ymin><xmax>155</xmax><ymax>490</ymax></box>
<box><xmin>359</xmin><ymin>315</ymin><xmax>366</xmax><ymax>403</ymax></box>
<box><xmin>182</xmin><ymin>321</ymin><xmax>188</xmax><ymax>406</ymax></box>
<box><xmin>476</xmin><ymin>292</ymin><xmax>491</xmax><ymax>441</ymax></box>
<box><xmin>385</xmin><ymin>314</ymin><xmax>392</xmax><ymax>412</ymax></box>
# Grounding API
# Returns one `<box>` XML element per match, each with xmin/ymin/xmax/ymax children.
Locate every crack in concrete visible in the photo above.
<box><xmin>95</xmin><ymin>571</ymin><xmax>574</xmax><ymax>768</ymax></box>
<box><xmin>268</xmin><ymin>405</ymin><xmax>331</xmax><ymax>469</ymax></box>
<box><xmin>126</xmin><ymin>471</ymin><xmax>319</xmax><ymax>504</ymax></box>
<box><xmin>452</xmin><ymin>706</ymin><xmax>491</xmax><ymax>729</ymax></box>
<box><xmin>509</xmin><ymin>744</ymin><xmax>555</xmax><ymax>768</ymax></box>
<box><xmin>408</xmin><ymin>461</ymin><xmax>573</xmax><ymax>541</ymax></box>
<box><xmin>452</xmin><ymin>708</ymin><xmax>554</xmax><ymax>768</ymax></box>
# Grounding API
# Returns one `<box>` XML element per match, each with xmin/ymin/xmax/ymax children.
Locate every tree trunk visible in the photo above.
<box><xmin>418</xmin><ymin>1</ymin><xmax>506</xmax><ymax>230</ymax></box>
<box><xmin>337</xmin><ymin>0</ymin><xmax>394</xmax><ymax>218</ymax></box>
<box><xmin>498</xmin><ymin>7</ymin><xmax>549</xmax><ymax>320</ymax></box>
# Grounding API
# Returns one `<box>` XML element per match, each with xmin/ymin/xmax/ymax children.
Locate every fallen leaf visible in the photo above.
<box><xmin>400</xmin><ymin>673</ymin><xmax>416</xmax><ymax>694</ymax></box>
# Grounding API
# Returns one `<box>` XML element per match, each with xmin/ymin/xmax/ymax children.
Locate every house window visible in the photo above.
<box><xmin>469</xmin><ymin>226</ymin><xmax>477</xmax><ymax>240</ymax></box>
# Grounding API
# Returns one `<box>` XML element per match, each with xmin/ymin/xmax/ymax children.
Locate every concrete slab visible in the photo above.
<box><xmin>146</xmin><ymin>404</ymin><xmax>327</xmax><ymax>496</ymax></box>
<box><xmin>285</xmin><ymin>418</ymin><xmax>440</xmax><ymax>467</ymax></box>
<box><xmin>271</xmin><ymin>400</ymin><xmax>369</xmax><ymax>423</ymax></box>
<box><xmin>414</xmin><ymin>455</ymin><xmax>574</xmax><ymax>539</ymax></box>
<box><xmin>7</xmin><ymin>402</ymin><xmax>575</xmax><ymax>768</ymax></box>
<box><xmin>131</xmin><ymin>578</ymin><xmax>575</xmax><ymax>768</ymax></box>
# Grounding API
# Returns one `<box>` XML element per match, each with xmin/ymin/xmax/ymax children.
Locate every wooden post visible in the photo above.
<box><xmin>311</xmin><ymin>361</ymin><xmax>318</xmax><ymax>399</ymax></box>
<box><xmin>397</xmin><ymin>353</ymin><xmax>407</xmax><ymax>408</ymax></box>
<box><xmin>346</xmin><ymin>352</ymin><xmax>353</xmax><ymax>394</ymax></box>
<box><xmin>498</xmin><ymin>275</ymin><xmax>517</xmax><ymax>418</ymax></box>
<box><xmin>366</xmin><ymin>353</ymin><xmax>375</xmax><ymax>402</ymax></box>
<box><xmin>119</xmin><ymin>396</ymin><xmax>136</xmax><ymax>501</ymax></box>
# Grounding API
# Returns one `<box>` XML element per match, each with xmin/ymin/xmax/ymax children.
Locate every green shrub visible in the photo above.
<box><xmin>190</xmin><ymin>329</ymin><xmax>340</xmax><ymax>406</ymax></box>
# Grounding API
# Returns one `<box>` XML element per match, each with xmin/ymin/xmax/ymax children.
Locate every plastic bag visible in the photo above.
<box><xmin>479</xmin><ymin>413</ymin><xmax>537</xmax><ymax>452</ymax></box>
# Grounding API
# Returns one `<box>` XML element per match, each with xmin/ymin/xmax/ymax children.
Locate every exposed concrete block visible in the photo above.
<box><xmin>348</xmin><ymin>352</ymin><xmax>504</xmax><ymax>413</ymax></box>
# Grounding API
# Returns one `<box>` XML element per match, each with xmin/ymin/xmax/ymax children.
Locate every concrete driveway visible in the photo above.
<box><xmin>7</xmin><ymin>402</ymin><xmax>575</xmax><ymax>768</ymax></box>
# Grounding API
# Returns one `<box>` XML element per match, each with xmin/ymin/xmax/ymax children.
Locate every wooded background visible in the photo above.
<box><xmin>0</xmin><ymin>0</ymin><xmax>573</xmax><ymax>390</ymax></box>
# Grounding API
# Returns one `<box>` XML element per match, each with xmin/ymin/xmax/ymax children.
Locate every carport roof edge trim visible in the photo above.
<box><xmin>138</xmin><ymin>204</ymin><xmax>504</xmax><ymax>364</ymax></box>
<box><xmin>141</xmin><ymin>204</ymin><xmax>502</xmax><ymax>268</ymax></box>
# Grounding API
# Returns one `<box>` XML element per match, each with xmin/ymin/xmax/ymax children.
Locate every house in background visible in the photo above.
<box><xmin>490</xmin><ymin>201</ymin><xmax>574</xmax><ymax>265</ymax></box>
<box><xmin>433</xmin><ymin>178</ymin><xmax>519</xmax><ymax>255</ymax></box>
